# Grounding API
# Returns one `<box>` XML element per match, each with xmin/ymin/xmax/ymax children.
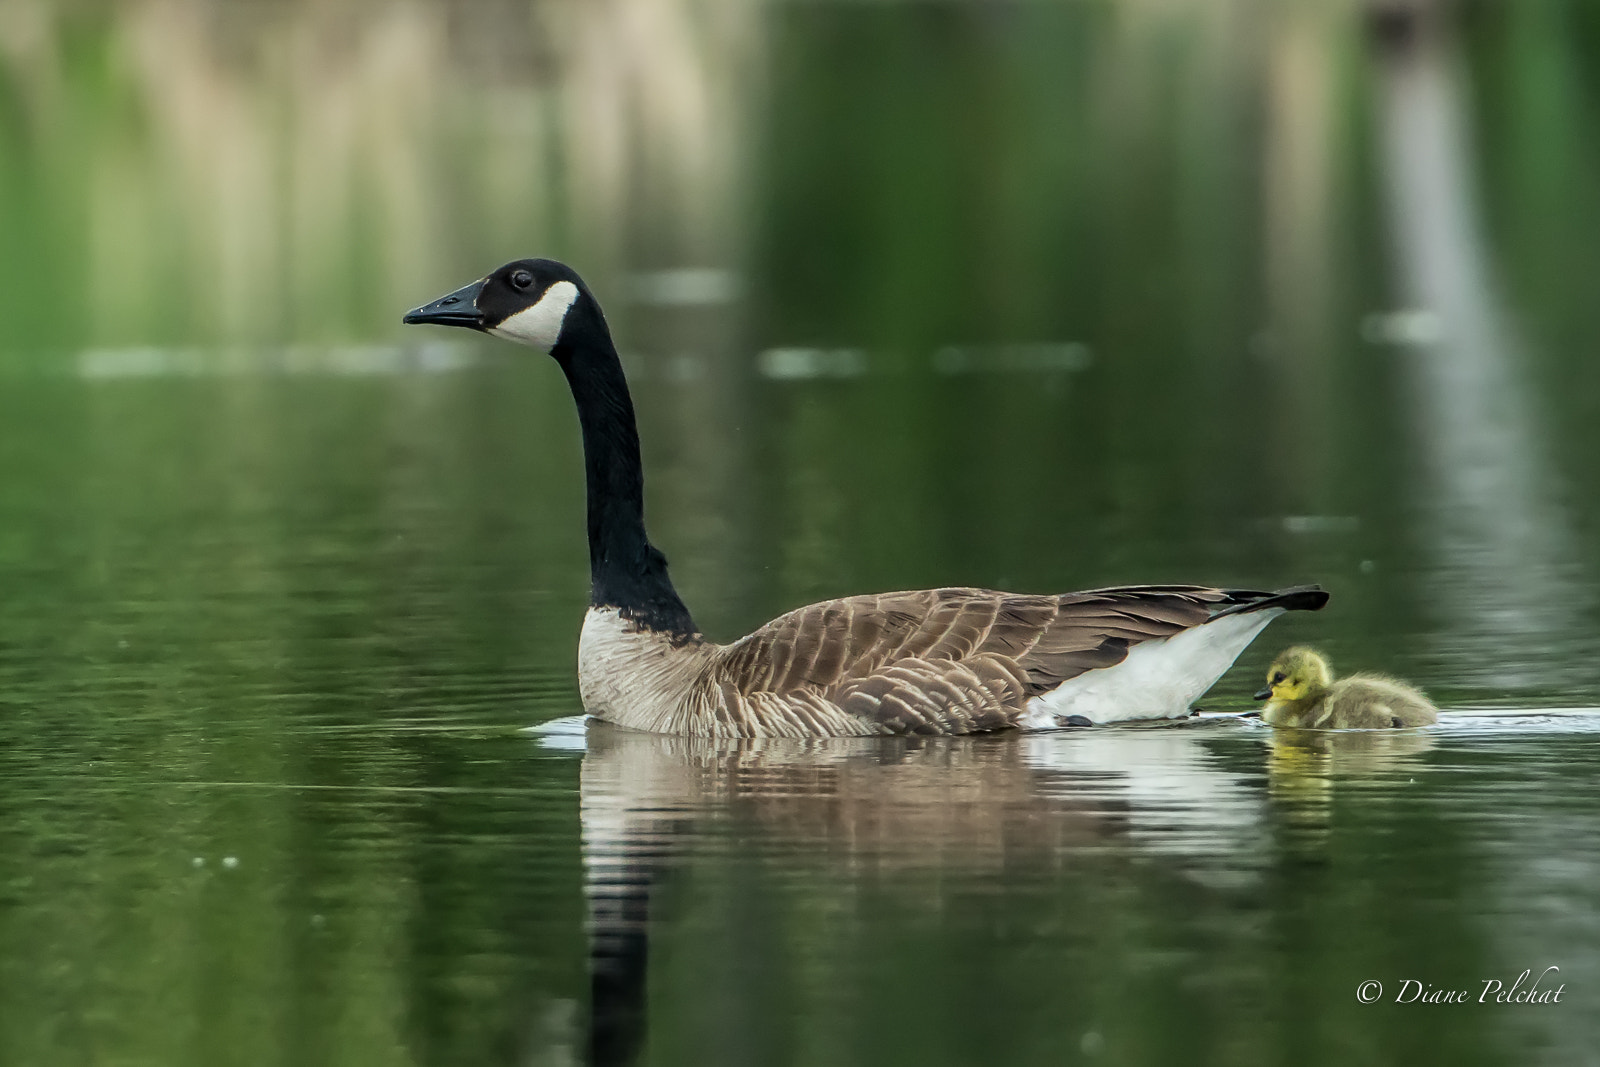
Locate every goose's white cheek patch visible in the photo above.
<box><xmin>489</xmin><ymin>280</ymin><xmax>579</xmax><ymax>352</ymax></box>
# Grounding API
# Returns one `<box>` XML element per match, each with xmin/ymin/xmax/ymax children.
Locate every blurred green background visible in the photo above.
<box><xmin>3</xmin><ymin>1</ymin><xmax>1600</xmax><ymax>1065</ymax></box>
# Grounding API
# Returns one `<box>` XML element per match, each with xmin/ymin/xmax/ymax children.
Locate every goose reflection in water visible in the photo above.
<box><xmin>546</xmin><ymin>715</ymin><xmax>1280</xmax><ymax>1066</ymax></box>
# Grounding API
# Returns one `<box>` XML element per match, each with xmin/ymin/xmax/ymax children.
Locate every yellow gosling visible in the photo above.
<box><xmin>1256</xmin><ymin>647</ymin><xmax>1437</xmax><ymax>729</ymax></box>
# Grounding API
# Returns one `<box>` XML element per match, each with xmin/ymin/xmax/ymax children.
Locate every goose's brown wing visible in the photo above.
<box><xmin>708</xmin><ymin>586</ymin><xmax>1320</xmax><ymax>734</ymax></box>
<box><xmin>1004</xmin><ymin>585</ymin><xmax>1265</xmax><ymax>690</ymax></box>
<box><xmin>828</xmin><ymin>654</ymin><xmax>1030</xmax><ymax>734</ymax></box>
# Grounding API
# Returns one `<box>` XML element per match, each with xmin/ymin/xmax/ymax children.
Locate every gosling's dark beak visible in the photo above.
<box><xmin>403</xmin><ymin>280</ymin><xmax>486</xmax><ymax>329</ymax></box>
<box><xmin>1253</xmin><ymin>687</ymin><xmax>1272</xmax><ymax>701</ymax></box>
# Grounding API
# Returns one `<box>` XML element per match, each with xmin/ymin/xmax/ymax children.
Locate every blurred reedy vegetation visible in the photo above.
<box><xmin>0</xmin><ymin>0</ymin><xmax>1591</xmax><ymax>360</ymax></box>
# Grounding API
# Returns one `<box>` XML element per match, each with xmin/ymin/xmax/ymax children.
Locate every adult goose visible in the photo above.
<box><xmin>404</xmin><ymin>259</ymin><xmax>1328</xmax><ymax>737</ymax></box>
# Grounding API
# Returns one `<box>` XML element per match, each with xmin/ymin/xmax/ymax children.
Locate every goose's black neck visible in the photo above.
<box><xmin>553</xmin><ymin>294</ymin><xmax>697</xmax><ymax>637</ymax></box>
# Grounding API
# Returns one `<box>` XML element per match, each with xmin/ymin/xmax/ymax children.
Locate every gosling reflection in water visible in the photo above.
<box><xmin>1268</xmin><ymin>726</ymin><xmax>1436</xmax><ymax>775</ymax></box>
<box><xmin>571</xmin><ymin>717</ymin><xmax>1266</xmax><ymax>1065</ymax></box>
<box><xmin>1265</xmin><ymin>727</ymin><xmax>1438</xmax><ymax>843</ymax></box>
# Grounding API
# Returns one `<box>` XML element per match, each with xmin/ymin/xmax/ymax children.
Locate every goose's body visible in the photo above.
<box><xmin>405</xmin><ymin>259</ymin><xmax>1328</xmax><ymax>737</ymax></box>
<box><xmin>1257</xmin><ymin>647</ymin><xmax>1437</xmax><ymax>729</ymax></box>
<box><xmin>580</xmin><ymin>586</ymin><xmax>1324</xmax><ymax>737</ymax></box>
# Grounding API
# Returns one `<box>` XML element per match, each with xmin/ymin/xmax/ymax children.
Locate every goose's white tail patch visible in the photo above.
<box><xmin>1018</xmin><ymin>609</ymin><xmax>1282</xmax><ymax>727</ymax></box>
<box><xmin>489</xmin><ymin>280</ymin><xmax>579</xmax><ymax>353</ymax></box>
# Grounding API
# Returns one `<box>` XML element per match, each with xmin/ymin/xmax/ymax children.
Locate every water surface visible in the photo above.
<box><xmin>1</xmin><ymin>365</ymin><xmax>1596</xmax><ymax>1067</ymax></box>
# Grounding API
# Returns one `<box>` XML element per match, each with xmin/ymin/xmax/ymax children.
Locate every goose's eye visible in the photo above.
<box><xmin>510</xmin><ymin>270</ymin><xmax>535</xmax><ymax>290</ymax></box>
<box><xmin>1271</xmin><ymin>672</ymin><xmax>1286</xmax><ymax>684</ymax></box>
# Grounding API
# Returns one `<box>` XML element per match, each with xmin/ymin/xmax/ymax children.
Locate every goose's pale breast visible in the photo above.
<box><xmin>578</xmin><ymin>607</ymin><xmax>715</xmax><ymax>734</ymax></box>
<box><xmin>577</xmin><ymin>607</ymin><xmax>884</xmax><ymax>737</ymax></box>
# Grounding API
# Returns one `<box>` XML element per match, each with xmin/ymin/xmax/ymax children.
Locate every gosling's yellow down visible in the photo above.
<box><xmin>1255</xmin><ymin>647</ymin><xmax>1437</xmax><ymax>729</ymax></box>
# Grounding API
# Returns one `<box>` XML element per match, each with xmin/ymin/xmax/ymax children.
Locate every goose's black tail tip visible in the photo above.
<box><xmin>1264</xmin><ymin>584</ymin><xmax>1330</xmax><ymax>613</ymax></box>
<box><xmin>1214</xmin><ymin>584</ymin><xmax>1330</xmax><ymax>618</ymax></box>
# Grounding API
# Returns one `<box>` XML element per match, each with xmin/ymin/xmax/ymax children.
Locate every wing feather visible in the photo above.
<box><xmin>704</xmin><ymin>584</ymin><xmax>1297</xmax><ymax>735</ymax></box>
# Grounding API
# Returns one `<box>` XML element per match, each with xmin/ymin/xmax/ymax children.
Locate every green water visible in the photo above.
<box><xmin>4</xmin><ymin>2</ymin><xmax>1600</xmax><ymax>1065</ymax></box>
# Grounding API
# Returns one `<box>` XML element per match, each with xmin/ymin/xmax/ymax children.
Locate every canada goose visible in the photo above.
<box><xmin>1255</xmin><ymin>647</ymin><xmax>1438</xmax><ymax>729</ymax></box>
<box><xmin>404</xmin><ymin>258</ymin><xmax>1329</xmax><ymax>737</ymax></box>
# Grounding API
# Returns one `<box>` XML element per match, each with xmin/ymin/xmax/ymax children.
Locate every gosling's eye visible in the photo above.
<box><xmin>1271</xmin><ymin>672</ymin><xmax>1286</xmax><ymax>684</ymax></box>
<box><xmin>510</xmin><ymin>269</ymin><xmax>535</xmax><ymax>290</ymax></box>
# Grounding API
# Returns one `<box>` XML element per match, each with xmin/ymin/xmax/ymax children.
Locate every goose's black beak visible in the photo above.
<box><xmin>403</xmin><ymin>280</ymin><xmax>486</xmax><ymax>329</ymax></box>
<box><xmin>1253</xmin><ymin>686</ymin><xmax>1272</xmax><ymax>701</ymax></box>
